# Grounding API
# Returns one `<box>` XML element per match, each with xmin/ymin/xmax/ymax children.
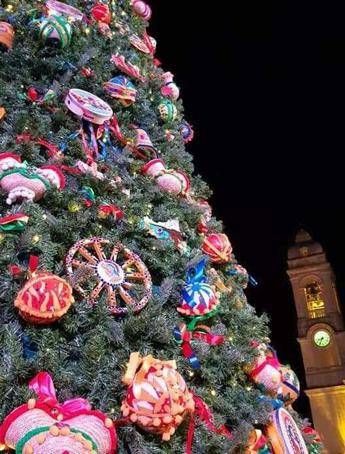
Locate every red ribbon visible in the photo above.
<box><xmin>16</xmin><ymin>134</ymin><xmax>61</xmax><ymax>158</ymax></box>
<box><xmin>249</xmin><ymin>350</ymin><xmax>281</xmax><ymax>380</ymax></box>
<box><xmin>29</xmin><ymin>372</ymin><xmax>91</xmax><ymax>418</ymax></box>
<box><xmin>179</xmin><ymin>324</ymin><xmax>225</xmax><ymax>363</ymax></box>
<box><xmin>185</xmin><ymin>394</ymin><xmax>232</xmax><ymax>454</ymax></box>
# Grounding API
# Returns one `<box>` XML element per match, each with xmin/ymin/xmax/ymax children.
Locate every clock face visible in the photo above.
<box><xmin>313</xmin><ymin>330</ymin><xmax>331</xmax><ymax>347</ymax></box>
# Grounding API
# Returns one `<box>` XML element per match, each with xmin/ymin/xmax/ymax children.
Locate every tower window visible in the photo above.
<box><xmin>304</xmin><ymin>282</ymin><xmax>325</xmax><ymax>319</ymax></box>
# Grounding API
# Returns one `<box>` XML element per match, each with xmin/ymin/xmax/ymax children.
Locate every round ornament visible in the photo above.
<box><xmin>266</xmin><ymin>408</ymin><xmax>308</xmax><ymax>454</ymax></box>
<box><xmin>179</xmin><ymin>121</ymin><xmax>194</xmax><ymax>143</ymax></box>
<box><xmin>278</xmin><ymin>366</ymin><xmax>300</xmax><ymax>405</ymax></box>
<box><xmin>39</xmin><ymin>15</ymin><xmax>72</xmax><ymax>49</ymax></box>
<box><xmin>131</xmin><ymin>0</ymin><xmax>152</xmax><ymax>20</ymax></box>
<box><xmin>121</xmin><ymin>353</ymin><xmax>195</xmax><ymax>441</ymax></box>
<box><xmin>0</xmin><ymin>22</ymin><xmax>14</xmax><ymax>51</ymax></box>
<box><xmin>104</xmin><ymin>76</ymin><xmax>137</xmax><ymax>107</ymax></box>
<box><xmin>141</xmin><ymin>158</ymin><xmax>165</xmax><ymax>177</ymax></box>
<box><xmin>158</xmin><ymin>99</ymin><xmax>177</xmax><ymax>122</ymax></box>
<box><xmin>66</xmin><ymin>238</ymin><xmax>152</xmax><ymax>315</ymax></box>
<box><xmin>91</xmin><ymin>3</ymin><xmax>111</xmax><ymax>24</ymax></box>
<box><xmin>14</xmin><ymin>272</ymin><xmax>74</xmax><ymax>324</ymax></box>
<box><xmin>156</xmin><ymin>169</ymin><xmax>190</xmax><ymax>195</ymax></box>
<box><xmin>201</xmin><ymin>233</ymin><xmax>232</xmax><ymax>264</ymax></box>
<box><xmin>65</xmin><ymin>89</ymin><xmax>113</xmax><ymax>124</ymax></box>
<box><xmin>46</xmin><ymin>0</ymin><xmax>84</xmax><ymax>21</ymax></box>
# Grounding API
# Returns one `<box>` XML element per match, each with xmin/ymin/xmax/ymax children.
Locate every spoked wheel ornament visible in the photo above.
<box><xmin>66</xmin><ymin>237</ymin><xmax>152</xmax><ymax>315</ymax></box>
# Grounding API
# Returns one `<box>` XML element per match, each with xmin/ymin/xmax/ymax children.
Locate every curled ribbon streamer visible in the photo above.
<box><xmin>29</xmin><ymin>372</ymin><xmax>91</xmax><ymax>418</ymax></box>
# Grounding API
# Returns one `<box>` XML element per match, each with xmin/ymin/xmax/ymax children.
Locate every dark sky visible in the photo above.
<box><xmin>149</xmin><ymin>1</ymin><xmax>345</xmax><ymax>418</ymax></box>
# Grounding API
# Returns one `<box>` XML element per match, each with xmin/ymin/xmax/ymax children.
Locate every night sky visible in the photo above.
<box><xmin>149</xmin><ymin>1</ymin><xmax>345</xmax><ymax>418</ymax></box>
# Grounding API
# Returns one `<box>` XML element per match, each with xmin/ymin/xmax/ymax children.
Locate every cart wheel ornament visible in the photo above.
<box><xmin>66</xmin><ymin>237</ymin><xmax>152</xmax><ymax>315</ymax></box>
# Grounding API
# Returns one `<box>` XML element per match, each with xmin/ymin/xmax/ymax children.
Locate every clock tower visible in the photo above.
<box><xmin>287</xmin><ymin>229</ymin><xmax>345</xmax><ymax>453</ymax></box>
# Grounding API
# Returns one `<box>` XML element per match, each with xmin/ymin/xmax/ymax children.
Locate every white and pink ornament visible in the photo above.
<box><xmin>131</xmin><ymin>0</ymin><xmax>152</xmax><ymax>21</ymax></box>
<box><xmin>160</xmin><ymin>72</ymin><xmax>180</xmax><ymax>101</ymax></box>
<box><xmin>45</xmin><ymin>0</ymin><xmax>84</xmax><ymax>21</ymax></box>
<box><xmin>65</xmin><ymin>89</ymin><xmax>113</xmax><ymax>125</ymax></box>
<box><xmin>141</xmin><ymin>159</ymin><xmax>190</xmax><ymax>196</ymax></box>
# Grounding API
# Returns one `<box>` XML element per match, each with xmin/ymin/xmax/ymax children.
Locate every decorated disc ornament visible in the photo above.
<box><xmin>121</xmin><ymin>353</ymin><xmax>195</xmax><ymax>441</ymax></box>
<box><xmin>202</xmin><ymin>233</ymin><xmax>232</xmax><ymax>264</ymax></box>
<box><xmin>66</xmin><ymin>238</ymin><xmax>152</xmax><ymax>315</ymax></box>
<box><xmin>131</xmin><ymin>0</ymin><xmax>152</xmax><ymax>20</ymax></box>
<box><xmin>46</xmin><ymin>0</ymin><xmax>84</xmax><ymax>21</ymax></box>
<box><xmin>265</xmin><ymin>408</ymin><xmax>308</xmax><ymax>454</ymax></box>
<box><xmin>65</xmin><ymin>89</ymin><xmax>113</xmax><ymax>125</ymax></box>
<box><xmin>0</xmin><ymin>22</ymin><xmax>14</xmax><ymax>51</ymax></box>
<box><xmin>278</xmin><ymin>366</ymin><xmax>300</xmax><ymax>405</ymax></box>
<box><xmin>14</xmin><ymin>271</ymin><xmax>74</xmax><ymax>324</ymax></box>
<box><xmin>39</xmin><ymin>15</ymin><xmax>72</xmax><ymax>48</ymax></box>
<box><xmin>0</xmin><ymin>372</ymin><xmax>117</xmax><ymax>453</ymax></box>
<box><xmin>158</xmin><ymin>99</ymin><xmax>177</xmax><ymax>122</ymax></box>
<box><xmin>104</xmin><ymin>76</ymin><xmax>137</xmax><ymax>106</ymax></box>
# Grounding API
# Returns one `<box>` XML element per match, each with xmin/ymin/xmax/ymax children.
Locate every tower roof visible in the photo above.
<box><xmin>288</xmin><ymin>228</ymin><xmax>324</xmax><ymax>260</ymax></box>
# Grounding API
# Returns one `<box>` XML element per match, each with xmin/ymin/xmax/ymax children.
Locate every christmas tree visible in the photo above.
<box><xmin>0</xmin><ymin>1</ymin><xmax>322</xmax><ymax>453</ymax></box>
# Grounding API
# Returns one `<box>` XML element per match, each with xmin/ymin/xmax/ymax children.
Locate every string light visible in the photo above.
<box><xmin>32</xmin><ymin>234</ymin><xmax>40</xmax><ymax>244</ymax></box>
<box><xmin>210</xmin><ymin>389</ymin><xmax>216</xmax><ymax>396</ymax></box>
<box><xmin>188</xmin><ymin>371</ymin><xmax>194</xmax><ymax>377</ymax></box>
<box><xmin>246</xmin><ymin>386</ymin><xmax>252</xmax><ymax>391</ymax></box>
<box><xmin>228</xmin><ymin>336</ymin><xmax>233</xmax><ymax>342</ymax></box>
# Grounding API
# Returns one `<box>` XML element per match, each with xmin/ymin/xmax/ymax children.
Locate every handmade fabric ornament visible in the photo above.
<box><xmin>244</xmin><ymin>429</ymin><xmax>270</xmax><ymax>454</ymax></box>
<box><xmin>131</xmin><ymin>0</ymin><xmax>152</xmax><ymax>20</ymax></box>
<box><xmin>0</xmin><ymin>213</ymin><xmax>29</xmax><ymax>233</ymax></box>
<box><xmin>46</xmin><ymin>0</ymin><xmax>84</xmax><ymax>21</ymax></box>
<box><xmin>0</xmin><ymin>22</ymin><xmax>14</xmax><ymax>50</ymax></box>
<box><xmin>129</xmin><ymin>32</ymin><xmax>156</xmax><ymax>54</ymax></box>
<box><xmin>66</xmin><ymin>238</ymin><xmax>152</xmax><ymax>315</ymax></box>
<box><xmin>265</xmin><ymin>408</ymin><xmax>308</xmax><ymax>454</ymax></box>
<box><xmin>142</xmin><ymin>216</ymin><xmax>187</xmax><ymax>253</ymax></box>
<box><xmin>201</xmin><ymin>233</ymin><xmax>232</xmax><ymax>264</ymax></box>
<box><xmin>158</xmin><ymin>99</ymin><xmax>177</xmax><ymax>122</ymax></box>
<box><xmin>0</xmin><ymin>153</ymin><xmax>65</xmax><ymax>205</ymax></box>
<box><xmin>160</xmin><ymin>72</ymin><xmax>180</xmax><ymax>101</ymax></box>
<box><xmin>121</xmin><ymin>353</ymin><xmax>195</xmax><ymax>441</ymax></box>
<box><xmin>134</xmin><ymin>127</ymin><xmax>157</xmax><ymax>160</ymax></box>
<box><xmin>91</xmin><ymin>3</ymin><xmax>111</xmax><ymax>24</ymax></box>
<box><xmin>141</xmin><ymin>158</ymin><xmax>190</xmax><ymax>196</ymax></box>
<box><xmin>277</xmin><ymin>365</ymin><xmax>300</xmax><ymax>405</ymax></box>
<box><xmin>246</xmin><ymin>343</ymin><xmax>282</xmax><ymax>395</ymax></box>
<box><xmin>98</xmin><ymin>204</ymin><xmax>124</xmax><ymax>221</ymax></box>
<box><xmin>110</xmin><ymin>54</ymin><xmax>145</xmax><ymax>82</ymax></box>
<box><xmin>177</xmin><ymin>258</ymin><xmax>219</xmax><ymax>318</ymax></box>
<box><xmin>65</xmin><ymin>89</ymin><xmax>113</xmax><ymax>125</ymax></box>
<box><xmin>179</xmin><ymin>121</ymin><xmax>194</xmax><ymax>143</ymax></box>
<box><xmin>39</xmin><ymin>15</ymin><xmax>72</xmax><ymax>48</ymax></box>
<box><xmin>104</xmin><ymin>76</ymin><xmax>137</xmax><ymax>106</ymax></box>
<box><xmin>0</xmin><ymin>372</ymin><xmax>117</xmax><ymax>453</ymax></box>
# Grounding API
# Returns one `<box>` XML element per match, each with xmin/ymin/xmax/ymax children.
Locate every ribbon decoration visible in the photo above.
<box><xmin>16</xmin><ymin>133</ymin><xmax>61</xmax><ymax>159</ymax></box>
<box><xmin>186</xmin><ymin>394</ymin><xmax>232</xmax><ymax>454</ymax></box>
<box><xmin>29</xmin><ymin>372</ymin><xmax>91</xmax><ymax>418</ymax></box>
<box><xmin>0</xmin><ymin>213</ymin><xmax>29</xmax><ymax>233</ymax></box>
<box><xmin>174</xmin><ymin>323</ymin><xmax>225</xmax><ymax>369</ymax></box>
<box><xmin>248</xmin><ymin>346</ymin><xmax>281</xmax><ymax>381</ymax></box>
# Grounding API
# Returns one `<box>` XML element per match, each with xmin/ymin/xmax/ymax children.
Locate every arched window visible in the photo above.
<box><xmin>304</xmin><ymin>281</ymin><xmax>325</xmax><ymax>319</ymax></box>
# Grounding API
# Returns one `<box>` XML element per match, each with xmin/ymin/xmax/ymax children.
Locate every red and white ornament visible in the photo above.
<box><xmin>129</xmin><ymin>32</ymin><xmax>156</xmax><ymax>54</ymax></box>
<box><xmin>131</xmin><ymin>0</ymin><xmax>152</xmax><ymax>21</ymax></box>
<box><xmin>46</xmin><ymin>0</ymin><xmax>84</xmax><ymax>21</ymax></box>
<box><xmin>201</xmin><ymin>233</ymin><xmax>232</xmax><ymax>264</ymax></box>
<box><xmin>121</xmin><ymin>353</ymin><xmax>194</xmax><ymax>441</ymax></box>
<box><xmin>141</xmin><ymin>159</ymin><xmax>190</xmax><ymax>196</ymax></box>
<box><xmin>91</xmin><ymin>3</ymin><xmax>111</xmax><ymax>24</ymax></box>
<box><xmin>14</xmin><ymin>271</ymin><xmax>74</xmax><ymax>324</ymax></box>
<box><xmin>98</xmin><ymin>204</ymin><xmax>124</xmax><ymax>221</ymax></box>
<box><xmin>246</xmin><ymin>343</ymin><xmax>282</xmax><ymax>395</ymax></box>
<box><xmin>110</xmin><ymin>54</ymin><xmax>145</xmax><ymax>82</ymax></box>
<box><xmin>0</xmin><ymin>22</ymin><xmax>14</xmax><ymax>50</ymax></box>
<box><xmin>65</xmin><ymin>89</ymin><xmax>113</xmax><ymax>125</ymax></box>
<box><xmin>160</xmin><ymin>72</ymin><xmax>180</xmax><ymax>101</ymax></box>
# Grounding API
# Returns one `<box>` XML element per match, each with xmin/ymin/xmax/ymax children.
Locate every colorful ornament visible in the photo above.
<box><xmin>110</xmin><ymin>54</ymin><xmax>145</xmax><ymax>82</ymax></box>
<box><xmin>66</xmin><ymin>238</ymin><xmax>152</xmax><ymax>315</ymax></box>
<box><xmin>134</xmin><ymin>127</ymin><xmax>157</xmax><ymax>160</ymax></box>
<box><xmin>27</xmin><ymin>86</ymin><xmax>39</xmax><ymax>102</ymax></box>
<box><xmin>0</xmin><ymin>106</ymin><xmax>6</xmax><ymax>121</ymax></box>
<box><xmin>244</xmin><ymin>429</ymin><xmax>270</xmax><ymax>454</ymax></box>
<box><xmin>178</xmin><ymin>258</ymin><xmax>219</xmax><ymax>318</ymax></box>
<box><xmin>179</xmin><ymin>121</ymin><xmax>194</xmax><ymax>143</ymax></box>
<box><xmin>246</xmin><ymin>344</ymin><xmax>282</xmax><ymax>395</ymax></box>
<box><xmin>225</xmin><ymin>263</ymin><xmax>249</xmax><ymax>288</ymax></box>
<box><xmin>158</xmin><ymin>99</ymin><xmax>177</xmax><ymax>122</ymax></box>
<box><xmin>80</xmin><ymin>66</ymin><xmax>95</xmax><ymax>78</ymax></box>
<box><xmin>46</xmin><ymin>0</ymin><xmax>84</xmax><ymax>21</ymax></box>
<box><xmin>277</xmin><ymin>365</ymin><xmax>300</xmax><ymax>405</ymax></box>
<box><xmin>265</xmin><ymin>408</ymin><xmax>308</xmax><ymax>454</ymax></box>
<box><xmin>39</xmin><ymin>15</ymin><xmax>72</xmax><ymax>49</ymax></box>
<box><xmin>160</xmin><ymin>72</ymin><xmax>180</xmax><ymax>101</ymax></box>
<box><xmin>0</xmin><ymin>22</ymin><xmax>14</xmax><ymax>51</ymax></box>
<box><xmin>129</xmin><ymin>32</ymin><xmax>156</xmax><ymax>54</ymax></box>
<box><xmin>131</xmin><ymin>0</ymin><xmax>152</xmax><ymax>20</ymax></box>
<box><xmin>14</xmin><ymin>271</ymin><xmax>74</xmax><ymax>324</ymax></box>
<box><xmin>65</xmin><ymin>88</ymin><xmax>113</xmax><ymax>125</ymax></box>
<box><xmin>142</xmin><ymin>216</ymin><xmax>187</xmax><ymax>252</ymax></box>
<box><xmin>0</xmin><ymin>153</ymin><xmax>65</xmax><ymax>205</ymax></box>
<box><xmin>104</xmin><ymin>76</ymin><xmax>137</xmax><ymax>107</ymax></box>
<box><xmin>91</xmin><ymin>3</ymin><xmax>111</xmax><ymax>24</ymax></box>
<box><xmin>98</xmin><ymin>204</ymin><xmax>124</xmax><ymax>221</ymax></box>
<box><xmin>201</xmin><ymin>233</ymin><xmax>232</xmax><ymax>264</ymax></box>
<box><xmin>121</xmin><ymin>352</ymin><xmax>194</xmax><ymax>441</ymax></box>
<box><xmin>0</xmin><ymin>372</ymin><xmax>117</xmax><ymax>453</ymax></box>
<box><xmin>0</xmin><ymin>213</ymin><xmax>29</xmax><ymax>233</ymax></box>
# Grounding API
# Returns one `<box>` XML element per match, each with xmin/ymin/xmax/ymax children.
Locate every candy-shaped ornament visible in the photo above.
<box><xmin>277</xmin><ymin>366</ymin><xmax>300</xmax><ymax>405</ymax></box>
<box><xmin>141</xmin><ymin>159</ymin><xmax>191</xmax><ymax>196</ymax></box>
<box><xmin>158</xmin><ymin>99</ymin><xmax>177</xmax><ymax>122</ymax></box>
<box><xmin>0</xmin><ymin>372</ymin><xmax>117</xmax><ymax>453</ymax></box>
<box><xmin>246</xmin><ymin>344</ymin><xmax>282</xmax><ymax>395</ymax></box>
<box><xmin>91</xmin><ymin>2</ymin><xmax>111</xmax><ymax>24</ymax></box>
<box><xmin>46</xmin><ymin>0</ymin><xmax>84</xmax><ymax>21</ymax></box>
<box><xmin>39</xmin><ymin>15</ymin><xmax>72</xmax><ymax>48</ymax></box>
<box><xmin>178</xmin><ymin>258</ymin><xmax>220</xmax><ymax>317</ymax></box>
<box><xmin>121</xmin><ymin>353</ymin><xmax>195</xmax><ymax>441</ymax></box>
<box><xmin>129</xmin><ymin>32</ymin><xmax>156</xmax><ymax>54</ymax></box>
<box><xmin>161</xmin><ymin>72</ymin><xmax>180</xmax><ymax>101</ymax></box>
<box><xmin>104</xmin><ymin>76</ymin><xmax>137</xmax><ymax>107</ymax></box>
<box><xmin>131</xmin><ymin>0</ymin><xmax>152</xmax><ymax>20</ymax></box>
<box><xmin>202</xmin><ymin>233</ymin><xmax>232</xmax><ymax>264</ymax></box>
<box><xmin>0</xmin><ymin>22</ymin><xmax>14</xmax><ymax>51</ymax></box>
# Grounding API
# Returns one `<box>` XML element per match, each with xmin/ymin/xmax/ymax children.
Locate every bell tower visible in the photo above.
<box><xmin>287</xmin><ymin>229</ymin><xmax>345</xmax><ymax>453</ymax></box>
